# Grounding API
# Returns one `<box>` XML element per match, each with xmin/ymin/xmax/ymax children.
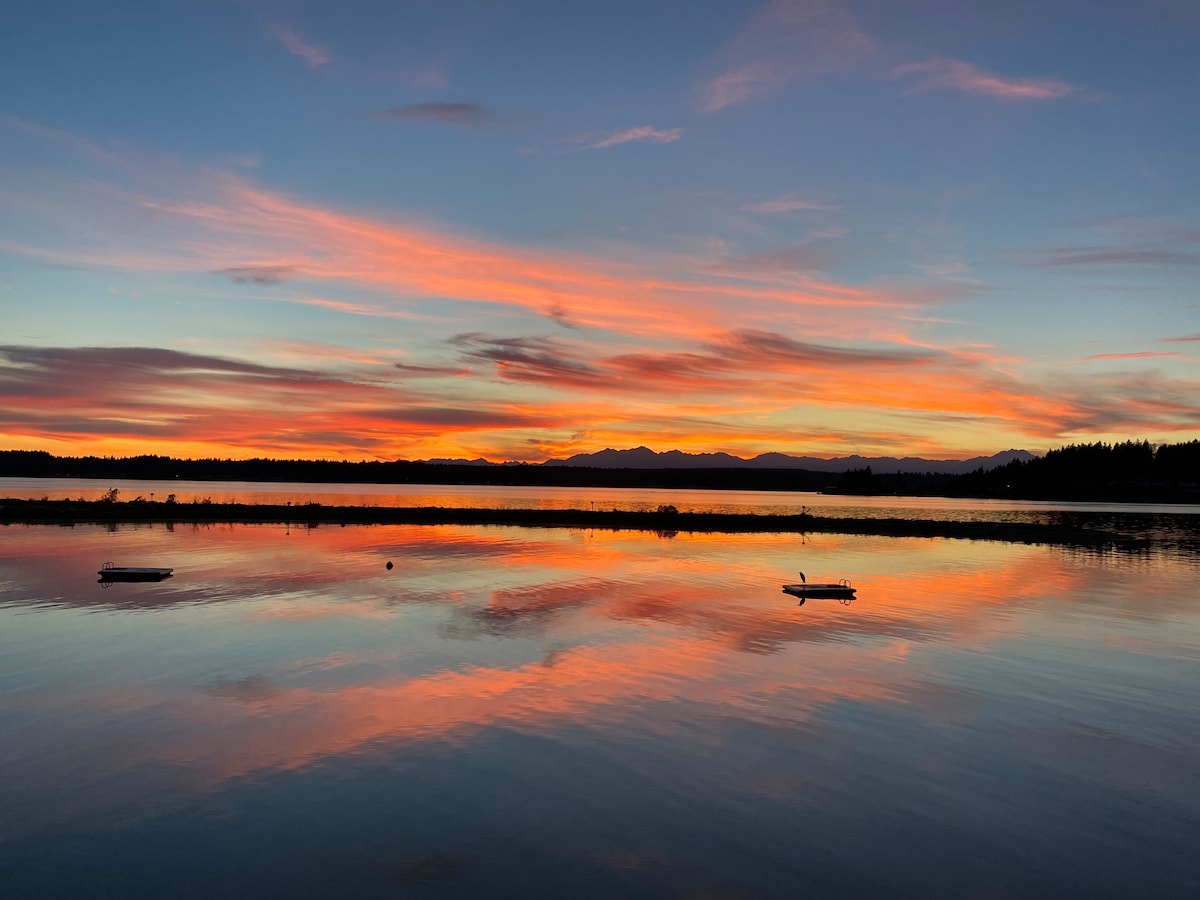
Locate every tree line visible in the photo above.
<box><xmin>940</xmin><ymin>439</ymin><xmax>1200</xmax><ymax>502</ymax></box>
<box><xmin>2</xmin><ymin>439</ymin><xmax>1197</xmax><ymax>502</ymax></box>
<box><xmin>0</xmin><ymin>450</ymin><xmax>837</xmax><ymax>492</ymax></box>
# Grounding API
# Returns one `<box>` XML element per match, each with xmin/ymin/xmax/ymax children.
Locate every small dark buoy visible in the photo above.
<box><xmin>386</xmin><ymin>561</ymin><xmax>394</xmax><ymax>570</ymax></box>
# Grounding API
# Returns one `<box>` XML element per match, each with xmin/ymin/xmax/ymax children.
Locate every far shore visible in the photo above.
<box><xmin>0</xmin><ymin>497</ymin><xmax>1145</xmax><ymax>548</ymax></box>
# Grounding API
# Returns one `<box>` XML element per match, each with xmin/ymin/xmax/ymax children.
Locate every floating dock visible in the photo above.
<box><xmin>782</xmin><ymin>579</ymin><xmax>856</xmax><ymax>602</ymax></box>
<box><xmin>98</xmin><ymin>563</ymin><xmax>173</xmax><ymax>582</ymax></box>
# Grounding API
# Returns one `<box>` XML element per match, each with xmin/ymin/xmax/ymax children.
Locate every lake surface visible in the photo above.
<box><xmin>6</xmin><ymin>476</ymin><xmax>1200</xmax><ymax>541</ymax></box>
<box><xmin>1</xmin><ymin>503</ymin><xmax>1198</xmax><ymax>896</ymax></box>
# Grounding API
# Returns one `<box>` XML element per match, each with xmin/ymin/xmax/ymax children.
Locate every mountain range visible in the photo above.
<box><xmin>426</xmin><ymin>447</ymin><xmax>1036</xmax><ymax>475</ymax></box>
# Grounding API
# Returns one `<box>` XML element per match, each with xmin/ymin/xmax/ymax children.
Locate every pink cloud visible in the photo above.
<box><xmin>265</xmin><ymin>21</ymin><xmax>331</xmax><ymax>68</ymax></box>
<box><xmin>702</xmin><ymin>0</ymin><xmax>874</xmax><ymax>112</ymax></box>
<box><xmin>893</xmin><ymin>57</ymin><xmax>1078</xmax><ymax>101</ymax></box>
<box><xmin>565</xmin><ymin>125</ymin><xmax>684</xmax><ymax>150</ymax></box>
<box><xmin>405</xmin><ymin>64</ymin><xmax>449</xmax><ymax>91</ymax></box>
<box><xmin>740</xmin><ymin>194</ymin><xmax>838</xmax><ymax>214</ymax></box>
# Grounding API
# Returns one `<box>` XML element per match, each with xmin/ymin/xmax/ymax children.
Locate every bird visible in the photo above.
<box><xmin>798</xmin><ymin>571</ymin><xmax>805</xmax><ymax>583</ymax></box>
<box><xmin>386</xmin><ymin>561</ymin><xmax>393</xmax><ymax>570</ymax></box>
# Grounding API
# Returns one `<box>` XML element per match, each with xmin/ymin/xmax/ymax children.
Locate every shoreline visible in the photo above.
<box><xmin>0</xmin><ymin>498</ymin><xmax>1144</xmax><ymax>547</ymax></box>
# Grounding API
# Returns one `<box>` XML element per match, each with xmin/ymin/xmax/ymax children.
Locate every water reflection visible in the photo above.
<box><xmin>0</xmin><ymin>523</ymin><xmax>1197</xmax><ymax>896</ymax></box>
<box><xmin>6</xmin><ymin>474</ymin><xmax>1200</xmax><ymax>524</ymax></box>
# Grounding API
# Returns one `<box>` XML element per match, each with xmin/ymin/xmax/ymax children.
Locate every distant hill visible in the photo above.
<box><xmin>536</xmin><ymin>446</ymin><xmax>1035</xmax><ymax>475</ymax></box>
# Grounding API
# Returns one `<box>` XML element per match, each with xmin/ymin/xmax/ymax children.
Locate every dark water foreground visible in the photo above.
<box><xmin>1</xmin><ymin>521</ymin><xmax>1197</xmax><ymax>898</ymax></box>
<box><xmin>0</xmin><ymin>497</ymin><xmax>1150</xmax><ymax>547</ymax></box>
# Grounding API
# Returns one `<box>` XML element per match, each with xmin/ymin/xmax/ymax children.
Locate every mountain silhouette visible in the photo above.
<box><xmin>538</xmin><ymin>446</ymin><xmax>1034</xmax><ymax>474</ymax></box>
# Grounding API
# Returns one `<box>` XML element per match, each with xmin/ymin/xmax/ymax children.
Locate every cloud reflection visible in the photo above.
<box><xmin>0</xmin><ymin>522</ymin><xmax>1194</xmax><ymax>838</ymax></box>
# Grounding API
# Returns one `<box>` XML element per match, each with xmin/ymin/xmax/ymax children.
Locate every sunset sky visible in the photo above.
<box><xmin>2</xmin><ymin>0</ymin><xmax>1197</xmax><ymax>462</ymax></box>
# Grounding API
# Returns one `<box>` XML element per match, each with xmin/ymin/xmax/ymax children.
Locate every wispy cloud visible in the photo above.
<box><xmin>702</xmin><ymin>0</ymin><xmax>874</xmax><ymax>112</ymax></box>
<box><xmin>6</xmin><ymin>115</ymin><xmax>1199</xmax><ymax>460</ymax></box>
<box><xmin>404</xmin><ymin>64</ymin><xmax>449</xmax><ymax>91</ymax></box>
<box><xmin>215</xmin><ymin>264</ymin><xmax>298</xmax><ymax>285</ymax></box>
<box><xmin>369</xmin><ymin>102</ymin><xmax>499</xmax><ymax>128</ymax></box>
<box><xmin>441</xmin><ymin>327</ymin><xmax>1200</xmax><ymax>446</ymax></box>
<box><xmin>450</xmin><ymin>329</ymin><xmax>948</xmax><ymax>398</ymax></box>
<box><xmin>1080</xmin><ymin>351</ymin><xmax>1180</xmax><ymax>361</ymax></box>
<box><xmin>1047</xmin><ymin>370</ymin><xmax>1200</xmax><ymax>434</ymax></box>
<box><xmin>709</xmin><ymin>242</ymin><xmax>841</xmax><ymax>276</ymax></box>
<box><xmin>394</xmin><ymin>362</ymin><xmax>472</xmax><ymax>378</ymax></box>
<box><xmin>1025</xmin><ymin>247</ymin><xmax>1198</xmax><ymax>268</ymax></box>
<box><xmin>563</xmin><ymin>125</ymin><xmax>684</xmax><ymax>150</ymax></box>
<box><xmin>265</xmin><ymin>21</ymin><xmax>331</xmax><ymax>68</ymax></box>
<box><xmin>1019</xmin><ymin>218</ymin><xmax>1200</xmax><ymax>273</ymax></box>
<box><xmin>451</xmin><ymin>334</ymin><xmax>607</xmax><ymax>388</ymax></box>
<box><xmin>227</xmin><ymin>154</ymin><xmax>262</xmax><ymax>170</ymax></box>
<box><xmin>0</xmin><ymin>112</ymin><xmax>140</xmax><ymax>175</ymax></box>
<box><xmin>0</xmin><ymin>113</ymin><xmax>933</xmax><ymax>346</ymax></box>
<box><xmin>0</xmin><ymin>154</ymin><xmax>915</xmax><ymax>343</ymax></box>
<box><xmin>893</xmin><ymin>58</ymin><xmax>1078</xmax><ymax>101</ymax></box>
<box><xmin>1162</xmin><ymin>333</ymin><xmax>1200</xmax><ymax>343</ymax></box>
<box><xmin>740</xmin><ymin>194</ymin><xmax>837</xmax><ymax>214</ymax></box>
<box><xmin>0</xmin><ymin>344</ymin><xmax>553</xmax><ymax>458</ymax></box>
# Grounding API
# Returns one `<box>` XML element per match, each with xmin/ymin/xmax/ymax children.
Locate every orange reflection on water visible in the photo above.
<box><xmin>66</xmin><ymin>627</ymin><xmax>907</xmax><ymax>799</ymax></box>
<box><xmin>2</xmin><ymin>521</ymin><xmax>1192</xmax><ymax>836</ymax></box>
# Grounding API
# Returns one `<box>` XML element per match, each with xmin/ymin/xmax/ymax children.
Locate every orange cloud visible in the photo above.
<box><xmin>0</xmin><ymin>115</ymin><xmax>939</xmax><ymax>346</ymax></box>
<box><xmin>5</xmin><ymin>333</ymin><xmax>1195</xmax><ymax>462</ymax></box>
<box><xmin>3</xmin><ymin>115</ymin><xmax>1196</xmax><ymax>461</ymax></box>
<box><xmin>185</xmin><ymin>179</ymin><xmax>917</xmax><ymax>342</ymax></box>
<box><xmin>0</xmin><ymin>345</ymin><xmax>557</xmax><ymax>459</ymax></box>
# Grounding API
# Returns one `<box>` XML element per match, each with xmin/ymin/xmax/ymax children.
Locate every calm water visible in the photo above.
<box><xmin>9</xmin><ymin>475</ymin><xmax>1200</xmax><ymax>518</ymax></box>
<box><xmin>1</xmin><ymin>508</ymin><xmax>1198</xmax><ymax>895</ymax></box>
<box><xmin>6</xmin><ymin>476</ymin><xmax>1200</xmax><ymax>545</ymax></box>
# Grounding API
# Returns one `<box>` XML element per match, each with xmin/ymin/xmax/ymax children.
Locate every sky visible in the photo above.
<box><xmin>1</xmin><ymin>0</ymin><xmax>1197</xmax><ymax>463</ymax></box>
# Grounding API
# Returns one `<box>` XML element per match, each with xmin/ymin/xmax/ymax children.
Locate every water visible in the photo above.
<box><xmin>7</xmin><ymin>476</ymin><xmax>1200</xmax><ymax>544</ymax></box>
<box><xmin>1</xmin><ymin>499</ymin><xmax>1198</xmax><ymax>896</ymax></box>
<box><xmin>8</xmin><ymin>475</ymin><xmax>1200</xmax><ymax>518</ymax></box>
